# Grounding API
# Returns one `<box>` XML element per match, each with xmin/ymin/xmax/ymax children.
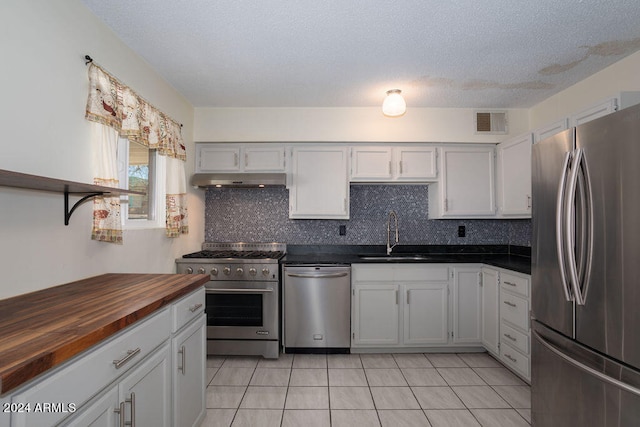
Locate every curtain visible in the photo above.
<box><xmin>90</xmin><ymin>122</ymin><xmax>123</xmax><ymax>243</ymax></box>
<box><xmin>85</xmin><ymin>63</ymin><xmax>188</xmax><ymax>241</ymax></box>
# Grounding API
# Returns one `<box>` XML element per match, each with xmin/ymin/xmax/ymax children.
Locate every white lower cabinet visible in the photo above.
<box><xmin>8</xmin><ymin>288</ymin><xmax>206</xmax><ymax>427</ymax></box>
<box><xmin>62</xmin><ymin>385</ymin><xmax>119</xmax><ymax>427</ymax></box>
<box><xmin>498</xmin><ymin>270</ymin><xmax>531</xmax><ymax>382</ymax></box>
<box><xmin>118</xmin><ymin>342</ymin><xmax>171</xmax><ymax>427</ymax></box>
<box><xmin>31</xmin><ymin>333</ymin><xmax>172</xmax><ymax>427</ymax></box>
<box><xmin>352</xmin><ymin>264</ymin><xmax>452</xmax><ymax>349</ymax></box>
<box><xmin>1</xmin><ymin>396</ymin><xmax>11</xmax><ymax>427</ymax></box>
<box><xmin>480</xmin><ymin>267</ymin><xmax>500</xmax><ymax>356</ymax></box>
<box><xmin>451</xmin><ymin>267</ymin><xmax>483</xmax><ymax>345</ymax></box>
<box><xmin>403</xmin><ymin>283</ymin><xmax>449</xmax><ymax>345</ymax></box>
<box><xmin>352</xmin><ymin>283</ymin><xmax>400</xmax><ymax>346</ymax></box>
<box><xmin>172</xmin><ymin>314</ymin><xmax>206</xmax><ymax>427</ymax></box>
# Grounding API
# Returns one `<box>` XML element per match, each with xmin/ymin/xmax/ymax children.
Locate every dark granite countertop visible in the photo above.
<box><xmin>282</xmin><ymin>244</ymin><xmax>531</xmax><ymax>275</ymax></box>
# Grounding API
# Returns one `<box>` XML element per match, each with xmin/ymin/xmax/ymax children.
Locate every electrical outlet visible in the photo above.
<box><xmin>458</xmin><ymin>225</ymin><xmax>466</xmax><ymax>237</ymax></box>
<box><xmin>339</xmin><ymin>225</ymin><xmax>346</xmax><ymax>236</ymax></box>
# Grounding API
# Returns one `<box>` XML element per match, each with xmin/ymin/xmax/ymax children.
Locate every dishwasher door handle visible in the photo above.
<box><xmin>286</xmin><ymin>272</ymin><xmax>349</xmax><ymax>279</ymax></box>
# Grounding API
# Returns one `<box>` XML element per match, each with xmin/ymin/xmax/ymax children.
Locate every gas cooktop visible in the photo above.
<box><xmin>180</xmin><ymin>242</ymin><xmax>286</xmax><ymax>261</ymax></box>
<box><xmin>182</xmin><ymin>250</ymin><xmax>284</xmax><ymax>259</ymax></box>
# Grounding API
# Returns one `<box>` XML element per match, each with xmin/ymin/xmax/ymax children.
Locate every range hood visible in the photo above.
<box><xmin>191</xmin><ymin>173</ymin><xmax>287</xmax><ymax>188</ymax></box>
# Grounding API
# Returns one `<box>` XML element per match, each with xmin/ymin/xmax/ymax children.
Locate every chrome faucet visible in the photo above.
<box><xmin>387</xmin><ymin>210</ymin><xmax>399</xmax><ymax>255</ymax></box>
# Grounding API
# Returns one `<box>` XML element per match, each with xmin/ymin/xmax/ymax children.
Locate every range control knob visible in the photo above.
<box><xmin>236</xmin><ymin>267</ymin><xmax>244</xmax><ymax>276</ymax></box>
<box><xmin>249</xmin><ymin>268</ymin><xmax>257</xmax><ymax>276</ymax></box>
<box><xmin>262</xmin><ymin>268</ymin><xmax>270</xmax><ymax>276</ymax></box>
<box><xmin>210</xmin><ymin>268</ymin><xmax>218</xmax><ymax>276</ymax></box>
<box><xmin>197</xmin><ymin>267</ymin><xmax>206</xmax><ymax>274</ymax></box>
<box><xmin>223</xmin><ymin>267</ymin><xmax>231</xmax><ymax>276</ymax></box>
<box><xmin>185</xmin><ymin>267</ymin><xmax>193</xmax><ymax>274</ymax></box>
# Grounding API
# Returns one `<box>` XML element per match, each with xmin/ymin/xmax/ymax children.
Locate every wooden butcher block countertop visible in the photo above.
<box><xmin>0</xmin><ymin>273</ymin><xmax>209</xmax><ymax>395</ymax></box>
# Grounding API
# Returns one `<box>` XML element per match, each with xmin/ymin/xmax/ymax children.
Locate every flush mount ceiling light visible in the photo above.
<box><xmin>382</xmin><ymin>89</ymin><xmax>406</xmax><ymax>117</ymax></box>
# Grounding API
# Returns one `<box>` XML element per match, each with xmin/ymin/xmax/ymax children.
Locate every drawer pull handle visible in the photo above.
<box><xmin>504</xmin><ymin>333</ymin><xmax>517</xmax><ymax>341</ymax></box>
<box><xmin>505</xmin><ymin>353</ymin><xmax>517</xmax><ymax>363</ymax></box>
<box><xmin>178</xmin><ymin>345</ymin><xmax>186</xmax><ymax>374</ymax></box>
<box><xmin>503</xmin><ymin>301</ymin><xmax>517</xmax><ymax>308</ymax></box>
<box><xmin>128</xmin><ymin>392</ymin><xmax>136</xmax><ymax>427</ymax></box>
<box><xmin>113</xmin><ymin>348</ymin><xmax>141</xmax><ymax>369</ymax></box>
<box><xmin>504</xmin><ymin>281</ymin><xmax>517</xmax><ymax>287</ymax></box>
<box><xmin>189</xmin><ymin>303</ymin><xmax>203</xmax><ymax>313</ymax></box>
<box><xmin>114</xmin><ymin>401</ymin><xmax>125</xmax><ymax>426</ymax></box>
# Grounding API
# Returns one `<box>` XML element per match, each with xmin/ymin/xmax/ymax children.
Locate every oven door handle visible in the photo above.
<box><xmin>206</xmin><ymin>288</ymin><xmax>274</xmax><ymax>293</ymax></box>
<box><xmin>286</xmin><ymin>272</ymin><xmax>349</xmax><ymax>279</ymax></box>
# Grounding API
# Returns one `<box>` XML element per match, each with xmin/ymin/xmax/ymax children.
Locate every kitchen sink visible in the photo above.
<box><xmin>358</xmin><ymin>254</ymin><xmax>447</xmax><ymax>261</ymax></box>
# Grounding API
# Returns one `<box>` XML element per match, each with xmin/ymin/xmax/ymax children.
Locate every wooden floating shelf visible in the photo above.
<box><xmin>0</xmin><ymin>168</ymin><xmax>145</xmax><ymax>225</ymax></box>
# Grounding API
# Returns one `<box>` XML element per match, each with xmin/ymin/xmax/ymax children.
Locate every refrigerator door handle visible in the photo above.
<box><xmin>534</xmin><ymin>329</ymin><xmax>640</xmax><ymax>397</ymax></box>
<box><xmin>556</xmin><ymin>151</ymin><xmax>574</xmax><ymax>302</ymax></box>
<box><xmin>565</xmin><ymin>148</ymin><xmax>586</xmax><ymax>306</ymax></box>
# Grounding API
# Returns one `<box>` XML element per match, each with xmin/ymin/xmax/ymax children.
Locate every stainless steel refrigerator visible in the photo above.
<box><xmin>532</xmin><ymin>103</ymin><xmax>640</xmax><ymax>426</ymax></box>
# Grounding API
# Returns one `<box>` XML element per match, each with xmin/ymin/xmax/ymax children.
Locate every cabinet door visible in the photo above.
<box><xmin>481</xmin><ymin>268</ymin><xmax>500</xmax><ymax>355</ymax></box>
<box><xmin>570</xmin><ymin>98</ymin><xmax>617</xmax><ymax>126</ymax></box>
<box><xmin>173</xmin><ymin>316</ymin><xmax>206</xmax><ymax>427</ymax></box>
<box><xmin>497</xmin><ymin>134</ymin><xmax>532</xmax><ymax>216</ymax></box>
<box><xmin>119</xmin><ymin>342</ymin><xmax>171</xmax><ymax>427</ymax></box>
<box><xmin>440</xmin><ymin>147</ymin><xmax>495</xmax><ymax>216</ymax></box>
<box><xmin>452</xmin><ymin>268</ymin><xmax>482</xmax><ymax>344</ymax></box>
<box><xmin>394</xmin><ymin>147</ymin><xmax>437</xmax><ymax>181</ymax></box>
<box><xmin>533</xmin><ymin>118</ymin><xmax>568</xmax><ymax>143</ymax></box>
<box><xmin>350</xmin><ymin>146</ymin><xmax>393</xmax><ymax>181</ymax></box>
<box><xmin>1</xmin><ymin>396</ymin><xmax>10</xmax><ymax>427</ymax></box>
<box><xmin>403</xmin><ymin>283</ymin><xmax>449</xmax><ymax>345</ymax></box>
<box><xmin>352</xmin><ymin>284</ymin><xmax>400</xmax><ymax>346</ymax></box>
<box><xmin>62</xmin><ymin>386</ymin><xmax>119</xmax><ymax>427</ymax></box>
<box><xmin>243</xmin><ymin>145</ymin><xmax>286</xmax><ymax>172</ymax></box>
<box><xmin>289</xmin><ymin>146</ymin><xmax>349</xmax><ymax>219</ymax></box>
<box><xmin>196</xmin><ymin>145</ymin><xmax>241</xmax><ymax>172</ymax></box>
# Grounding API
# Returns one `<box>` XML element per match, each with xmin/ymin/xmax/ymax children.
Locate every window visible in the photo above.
<box><xmin>118</xmin><ymin>137</ymin><xmax>166</xmax><ymax>228</ymax></box>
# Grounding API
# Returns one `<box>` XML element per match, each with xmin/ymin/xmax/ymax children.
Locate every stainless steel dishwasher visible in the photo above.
<box><xmin>283</xmin><ymin>265</ymin><xmax>351</xmax><ymax>352</ymax></box>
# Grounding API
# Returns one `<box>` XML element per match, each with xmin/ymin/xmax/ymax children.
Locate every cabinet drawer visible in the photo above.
<box><xmin>500</xmin><ymin>272</ymin><xmax>529</xmax><ymax>297</ymax></box>
<box><xmin>11</xmin><ymin>308</ymin><xmax>171</xmax><ymax>427</ymax></box>
<box><xmin>172</xmin><ymin>287</ymin><xmax>206</xmax><ymax>332</ymax></box>
<box><xmin>352</xmin><ymin>264</ymin><xmax>395</xmax><ymax>281</ymax></box>
<box><xmin>500</xmin><ymin>342</ymin><xmax>530</xmax><ymax>380</ymax></box>
<box><xmin>500</xmin><ymin>322</ymin><xmax>529</xmax><ymax>355</ymax></box>
<box><xmin>500</xmin><ymin>292</ymin><xmax>529</xmax><ymax>331</ymax></box>
<box><xmin>395</xmin><ymin>265</ymin><xmax>449</xmax><ymax>282</ymax></box>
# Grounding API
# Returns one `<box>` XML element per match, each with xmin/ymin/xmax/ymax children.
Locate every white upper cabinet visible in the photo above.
<box><xmin>196</xmin><ymin>145</ymin><xmax>241</xmax><ymax>172</ymax></box>
<box><xmin>196</xmin><ymin>143</ymin><xmax>286</xmax><ymax>172</ymax></box>
<box><xmin>496</xmin><ymin>133</ymin><xmax>532</xmax><ymax>217</ymax></box>
<box><xmin>533</xmin><ymin>118</ymin><xmax>569</xmax><ymax>143</ymax></box>
<box><xmin>429</xmin><ymin>146</ymin><xmax>496</xmax><ymax>218</ymax></box>
<box><xmin>350</xmin><ymin>146</ymin><xmax>437</xmax><ymax>182</ymax></box>
<box><xmin>570</xmin><ymin>98</ymin><xmax>617</xmax><ymax>127</ymax></box>
<box><xmin>289</xmin><ymin>146</ymin><xmax>349</xmax><ymax>219</ymax></box>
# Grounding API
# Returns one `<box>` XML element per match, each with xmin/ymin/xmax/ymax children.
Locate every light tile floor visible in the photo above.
<box><xmin>201</xmin><ymin>352</ymin><xmax>531</xmax><ymax>427</ymax></box>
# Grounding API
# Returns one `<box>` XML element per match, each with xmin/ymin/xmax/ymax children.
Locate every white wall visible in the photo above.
<box><xmin>194</xmin><ymin>107</ymin><xmax>530</xmax><ymax>143</ymax></box>
<box><xmin>0</xmin><ymin>0</ymin><xmax>203</xmax><ymax>299</ymax></box>
<box><xmin>529</xmin><ymin>50</ymin><xmax>640</xmax><ymax>129</ymax></box>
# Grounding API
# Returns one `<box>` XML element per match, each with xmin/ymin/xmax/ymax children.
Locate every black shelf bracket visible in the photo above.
<box><xmin>64</xmin><ymin>191</ymin><xmax>107</xmax><ymax>226</ymax></box>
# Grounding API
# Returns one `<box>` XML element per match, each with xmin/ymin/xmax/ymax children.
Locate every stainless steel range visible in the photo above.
<box><xmin>176</xmin><ymin>242</ymin><xmax>285</xmax><ymax>359</ymax></box>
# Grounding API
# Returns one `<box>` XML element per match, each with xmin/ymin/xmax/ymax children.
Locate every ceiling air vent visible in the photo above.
<box><xmin>475</xmin><ymin>111</ymin><xmax>508</xmax><ymax>134</ymax></box>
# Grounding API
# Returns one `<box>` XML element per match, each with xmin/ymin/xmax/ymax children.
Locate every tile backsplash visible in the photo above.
<box><xmin>205</xmin><ymin>185</ymin><xmax>531</xmax><ymax>246</ymax></box>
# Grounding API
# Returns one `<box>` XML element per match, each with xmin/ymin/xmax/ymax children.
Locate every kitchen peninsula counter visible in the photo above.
<box><xmin>283</xmin><ymin>244</ymin><xmax>531</xmax><ymax>275</ymax></box>
<box><xmin>0</xmin><ymin>273</ymin><xmax>209</xmax><ymax>395</ymax></box>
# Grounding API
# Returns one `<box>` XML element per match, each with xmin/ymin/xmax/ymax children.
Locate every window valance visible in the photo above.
<box><xmin>85</xmin><ymin>63</ymin><xmax>186</xmax><ymax>161</ymax></box>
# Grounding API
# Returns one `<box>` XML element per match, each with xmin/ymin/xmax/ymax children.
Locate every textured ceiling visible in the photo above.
<box><xmin>82</xmin><ymin>0</ymin><xmax>640</xmax><ymax>109</ymax></box>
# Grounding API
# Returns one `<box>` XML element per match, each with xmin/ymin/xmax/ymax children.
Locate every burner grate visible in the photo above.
<box><xmin>182</xmin><ymin>250</ymin><xmax>284</xmax><ymax>259</ymax></box>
